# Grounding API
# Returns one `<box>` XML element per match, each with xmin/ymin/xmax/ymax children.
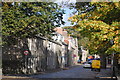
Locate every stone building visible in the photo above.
<box><xmin>2</xmin><ymin>27</ymin><xmax>79</xmax><ymax>74</ymax></box>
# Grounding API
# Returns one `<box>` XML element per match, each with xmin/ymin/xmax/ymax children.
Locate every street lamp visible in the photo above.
<box><xmin>110</xmin><ymin>40</ymin><xmax>116</xmax><ymax>79</ymax></box>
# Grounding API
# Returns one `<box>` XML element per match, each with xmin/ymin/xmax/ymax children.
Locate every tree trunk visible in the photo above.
<box><xmin>100</xmin><ymin>54</ymin><xmax>106</xmax><ymax>69</ymax></box>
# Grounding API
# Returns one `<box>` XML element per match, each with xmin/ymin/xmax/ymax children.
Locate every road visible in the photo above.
<box><xmin>2</xmin><ymin>64</ymin><xmax>112</xmax><ymax>80</ymax></box>
<box><xmin>32</xmin><ymin>65</ymin><xmax>97</xmax><ymax>78</ymax></box>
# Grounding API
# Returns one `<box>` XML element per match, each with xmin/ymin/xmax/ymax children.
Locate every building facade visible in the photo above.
<box><xmin>2</xmin><ymin>27</ymin><xmax>79</xmax><ymax>74</ymax></box>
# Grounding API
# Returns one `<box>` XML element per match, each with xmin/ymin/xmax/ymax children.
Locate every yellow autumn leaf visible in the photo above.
<box><xmin>103</xmin><ymin>35</ymin><xmax>107</xmax><ymax>39</ymax></box>
<box><xmin>114</xmin><ymin>2</ymin><xmax>120</xmax><ymax>8</ymax></box>
<box><xmin>68</xmin><ymin>17</ymin><xmax>73</xmax><ymax>20</ymax></box>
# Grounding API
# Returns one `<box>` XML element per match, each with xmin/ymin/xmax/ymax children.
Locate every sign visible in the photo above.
<box><xmin>24</xmin><ymin>50</ymin><xmax>29</xmax><ymax>55</ymax></box>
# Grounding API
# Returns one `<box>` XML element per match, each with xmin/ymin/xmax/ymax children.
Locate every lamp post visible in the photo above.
<box><xmin>110</xmin><ymin>40</ymin><xmax>116</xmax><ymax>79</ymax></box>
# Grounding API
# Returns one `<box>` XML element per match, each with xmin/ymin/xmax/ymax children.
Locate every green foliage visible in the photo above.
<box><xmin>2</xmin><ymin>2</ymin><xmax>65</xmax><ymax>45</ymax></box>
<box><xmin>64</xmin><ymin>26</ymin><xmax>90</xmax><ymax>49</ymax></box>
<box><xmin>68</xmin><ymin>2</ymin><xmax>120</xmax><ymax>54</ymax></box>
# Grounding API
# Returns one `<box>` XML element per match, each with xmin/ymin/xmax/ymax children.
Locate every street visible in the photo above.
<box><xmin>2</xmin><ymin>64</ymin><xmax>113</xmax><ymax>80</ymax></box>
<box><xmin>2</xmin><ymin>1</ymin><xmax>120</xmax><ymax>80</ymax></box>
<box><xmin>32</xmin><ymin>64</ymin><xmax>96</xmax><ymax>78</ymax></box>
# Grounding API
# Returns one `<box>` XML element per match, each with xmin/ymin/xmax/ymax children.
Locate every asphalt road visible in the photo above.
<box><xmin>2</xmin><ymin>64</ymin><xmax>113</xmax><ymax>80</ymax></box>
<box><xmin>1</xmin><ymin>78</ymin><xmax>113</xmax><ymax>80</ymax></box>
<box><xmin>31</xmin><ymin>65</ymin><xmax>97</xmax><ymax>78</ymax></box>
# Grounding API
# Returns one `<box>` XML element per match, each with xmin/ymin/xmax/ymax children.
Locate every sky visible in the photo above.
<box><xmin>55</xmin><ymin>0</ymin><xmax>76</xmax><ymax>3</ymax></box>
<box><xmin>61</xmin><ymin>7</ymin><xmax>77</xmax><ymax>27</ymax></box>
<box><xmin>55</xmin><ymin>0</ymin><xmax>77</xmax><ymax>27</ymax></box>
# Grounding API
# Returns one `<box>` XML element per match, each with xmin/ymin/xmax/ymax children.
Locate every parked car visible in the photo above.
<box><xmin>83</xmin><ymin>61</ymin><xmax>91</xmax><ymax>68</ymax></box>
<box><xmin>77</xmin><ymin>60</ymin><xmax>82</xmax><ymax>63</ymax></box>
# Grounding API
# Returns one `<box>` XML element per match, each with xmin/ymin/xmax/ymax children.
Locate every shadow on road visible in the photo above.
<box><xmin>2</xmin><ymin>78</ymin><xmax>113</xmax><ymax>80</ymax></box>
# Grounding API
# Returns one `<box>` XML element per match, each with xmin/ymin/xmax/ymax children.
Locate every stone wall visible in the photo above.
<box><xmin>2</xmin><ymin>36</ymin><xmax>69</xmax><ymax>74</ymax></box>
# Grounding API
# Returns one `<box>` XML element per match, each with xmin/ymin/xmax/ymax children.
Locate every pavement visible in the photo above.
<box><xmin>95</xmin><ymin>64</ymin><xmax>117</xmax><ymax>80</ymax></box>
<box><xmin>95</xmin><ymin>68</ymin><xmax>112</xmax><ymax>79</ymax></box>
<box><xmin>1</xmin><ymin>64</ymin><xmax>114</xmax><ymax>80</ymax></box>
<box><xmin>0</xmin><ymin>69</ymin><xmax>2</xmax><ymax>80</ymax></box>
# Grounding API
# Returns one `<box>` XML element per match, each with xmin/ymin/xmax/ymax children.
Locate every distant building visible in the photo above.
<box><xmin>81</xmin><ymin>46</ymin><xmax>88</xmax><ymax>62</ymax></box>
<box><xmin>53</xmin><ymin>27</ymin><xmax>79</xmax><ymax>66</ymax></box>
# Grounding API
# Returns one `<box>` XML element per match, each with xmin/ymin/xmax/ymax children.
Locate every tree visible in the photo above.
<box><xmin>64</xmin><ymin>26</ymin><xmax>90</xmax><ymax>49</ymax></box>
<box><xmin>68</xmin><ymin>2</ymin><xmax>120</xmax><ymax>68</ymax></box>
<box><xmin>2</xmin><ymin>2</ymin><xmax>65</xmax><ymax>45</ymax></box>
